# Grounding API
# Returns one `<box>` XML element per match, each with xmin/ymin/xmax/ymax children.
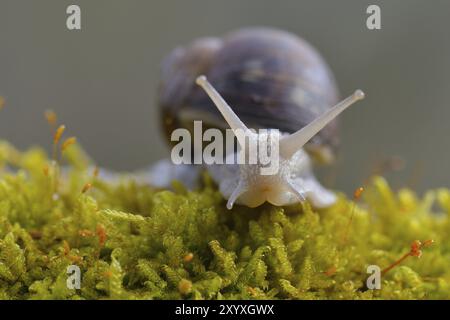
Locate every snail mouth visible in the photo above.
<box><xmin>260</xmin><ymin>184</ymin><xmax>286</xmax><ymax>206</ymax></box>
<box><xmin>238</xmin><ymin>184</ymin><xmax>298</xmax><ymax>208</ymax></box>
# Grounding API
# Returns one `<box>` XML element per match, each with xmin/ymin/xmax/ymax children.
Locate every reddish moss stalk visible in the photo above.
<box><xmin>382</xmin><ymin>240</ymin><xmax>434</xmax><ymax>276</ymax></box>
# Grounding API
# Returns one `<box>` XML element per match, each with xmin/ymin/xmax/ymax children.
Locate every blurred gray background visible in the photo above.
<box><xmin>1</xmin><ymin>0</ymin><xmax>449</xmax><ymax>194</ymax></box>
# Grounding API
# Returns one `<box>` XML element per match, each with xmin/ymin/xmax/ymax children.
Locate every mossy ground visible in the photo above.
<box><xmin>0</xmin><ymin>141</ymin><xmax>449</xmax><ymax>300</ymax></box>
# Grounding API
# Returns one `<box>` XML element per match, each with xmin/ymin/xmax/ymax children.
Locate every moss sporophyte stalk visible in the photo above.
<box><xmin>0</xmin><ymin>137</ymin><xmax>449</xmax><ymax>299</ymax></box>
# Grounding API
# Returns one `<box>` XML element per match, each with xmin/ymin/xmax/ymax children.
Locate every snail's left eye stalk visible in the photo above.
<box><xmin>280</xmin><ymin>90</ymin><xmax>365</xmax><ymax>159</ymax></box>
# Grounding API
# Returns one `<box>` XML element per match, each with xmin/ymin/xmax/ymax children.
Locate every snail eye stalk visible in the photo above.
<box><xmin>280</xmin><ymin>90</ymin><xmax>365</xmax><ymax>159</ymax></box>
<box><xmin>196</xmin><ymin>75</ymin><xmax>252</xmax><ymax>148</ymax></box>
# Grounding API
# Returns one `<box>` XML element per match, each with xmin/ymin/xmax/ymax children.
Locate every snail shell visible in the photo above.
<box><xmin>159</xmin><ymin>27</ymin><xmax>340</xmax><ymax>162</ymax></box>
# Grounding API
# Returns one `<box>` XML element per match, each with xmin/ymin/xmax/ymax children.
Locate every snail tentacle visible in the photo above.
<box><xmin>283</xmin><ymin>178</ymin><xmax>308</xmax><ymax>202</ymax></box>
<box><xmin>226</xmin><ymin>179</ymin><xmax>247</xmax><ymax>210</ymax></box>
<box><xmin>195</xmin><ymin>76</ymin><xmax>251</xmax><ymax>149</ymax></box>
<box><xmin>280</xmin><ymin>90</ymin><xmax>365</xmax><ymax>159</ymax></box>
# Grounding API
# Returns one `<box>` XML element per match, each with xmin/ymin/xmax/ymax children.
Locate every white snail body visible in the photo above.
<box><xmin>152</xmin><ymin>28</ymin><xmax>366</xmax><ymax>210</ymax></box>
<box><xmin>194</xmin><ymin>76</ymin><xmax>364</xmax><ymax>209</ymax></box>
<box><xmin>206</xmin><ymin>145</ymin><xmax>336</xmax><ymax>209</ymax></box>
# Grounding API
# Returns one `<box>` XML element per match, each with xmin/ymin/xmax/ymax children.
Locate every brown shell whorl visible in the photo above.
<box><xmin>159</xmin><ymin>27</ymin><xmax>340</xmax><ymax>159</ymax></box>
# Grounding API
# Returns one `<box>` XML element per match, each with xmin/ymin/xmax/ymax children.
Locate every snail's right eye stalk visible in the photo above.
<box><xmin>196</xmin><ymin>75</ymin><xmax>251</xmax><ymax>148</ymax></box>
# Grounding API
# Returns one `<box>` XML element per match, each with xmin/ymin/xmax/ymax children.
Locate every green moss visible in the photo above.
<box><xmin>0</xmin><ymin>140</ymin><xmax>449</xmax><ymax>300</ymax></box>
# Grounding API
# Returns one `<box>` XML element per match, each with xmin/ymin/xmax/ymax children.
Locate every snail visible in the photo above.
<box><xmin>149</xmin><ymin>27</ymin><xmax>365</xmax><ymax>209</ymax></box>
